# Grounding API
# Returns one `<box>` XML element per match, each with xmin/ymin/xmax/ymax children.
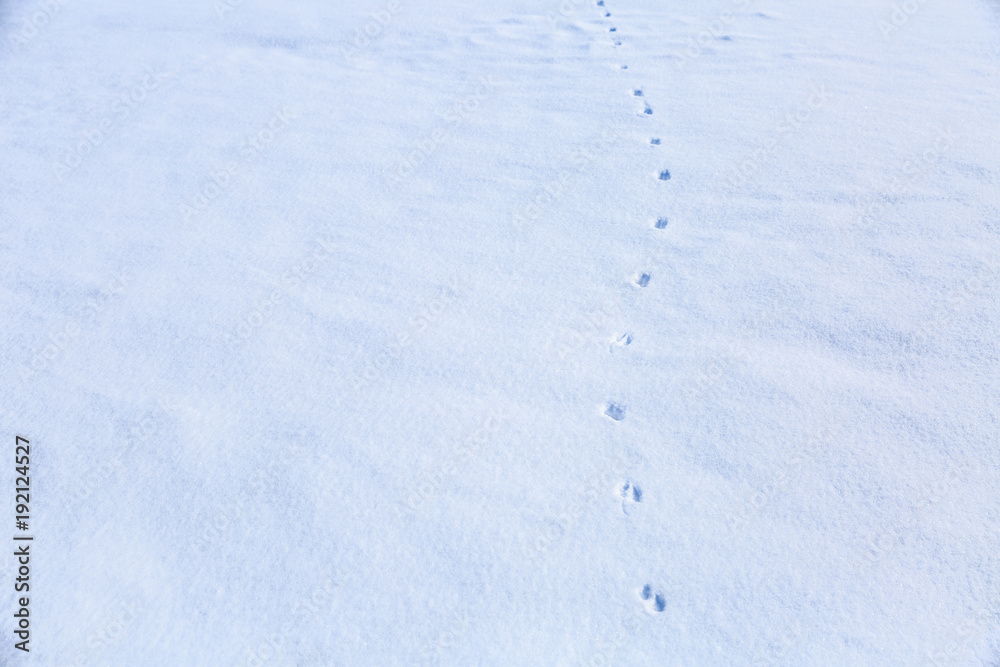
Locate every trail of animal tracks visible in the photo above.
<box><xmin>1</xmin><ymin>0</ymin><xmax>999</xmax><ymax>663</ymax></box>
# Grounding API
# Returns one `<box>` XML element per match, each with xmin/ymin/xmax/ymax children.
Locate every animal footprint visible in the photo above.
<box><xmin>609</xmin><ymin>26</ymin><xmax>616</xmax><ymax>32</ymax></box>
<box><xmin>650</xmin><ymin>137</ymin><xmax>660</xmax><ymax>145</ymax></box>
<box><xmin>639</xmin><ymin>585</ymin><xmax>666</xmax><ymax>612</ymax></box>
<box><xmin>633</xmin><ymin>89</ymin><xmax>643</xmax><ymax>97</ymax></box>
<box><xmin>613</xmin><ymin>332</ymin><xmax>632</xmax><ymax>348</ymax></box>
<box><xmin>620</xmin><ymin>64</ymin><xmax>628</xmax><ymax>69</ymax></box>
<box><xmin>658</xmin><ymin>169</ymin><xmax>671</xmax><ymax>180</ymax></box>
<box><xmin>604</xmin><ymin>403</ymin><xmax>625</xmax><ymax>422</ymax></box>
<box><xmin>635</xmin><ymin>273</ymin><xmax>650</xmax><ymax>288</ymax></box>
<box><xmin>655</xmin><ymin>217</ymin><xmax>668</xmax><ymax>229</ymax></box>
<box><xmin>621</xmin><ymin>481</ymin><xmax>642</xmax><ymax>502</ymax></box>
<box><xmin>610</xmin><ymin>332</ymin><xmax>632</xmax><ymax>354</ymax></box>
<box><xmin>643</xmin><ymin>102</ymin><xmax>653</xmax><ymax>115</ymax></box>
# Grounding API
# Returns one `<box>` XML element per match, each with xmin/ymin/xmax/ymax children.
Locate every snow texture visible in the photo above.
<box><xmin>1</xmin><ymin>0</ymin><xmax>999</xmax><ymax>664</ymax></box>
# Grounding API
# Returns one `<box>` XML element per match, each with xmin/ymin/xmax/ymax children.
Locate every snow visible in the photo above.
<box><xmin>1</xmin><ymin>0</ymin><xmax>999</xmax><ymax>664</ymax></box>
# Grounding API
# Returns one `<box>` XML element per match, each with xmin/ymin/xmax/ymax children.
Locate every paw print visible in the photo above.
<box><xmin>621</xmin><ymin>481</ymin><xmax>643</xmax><ymax>515</ymax></box>
<box><xmin>621</xmin><ymin>481</ymin><xmax>642</xmax><ymax>503</ymax></box>
<box><xmin>640</xmin><ymin>584</ymin><xmax>666</xmax><ymax>612</ymax></box>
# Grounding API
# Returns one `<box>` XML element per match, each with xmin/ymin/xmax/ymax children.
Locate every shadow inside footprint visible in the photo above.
<box><xmin>641</xmin><ymin>585</ymin><xmax>652</xmax><ymax>600</ymax></box>
<box><xmin>654</xmin><ymin>594</ymin><xmax>666</xmax><ymax>612</ymax></box>
<box><xmin>655</xmin><ymin>217</ymin><xmax>668</xmax><ymax>229</ymax></box>
<box><xmin>643</xmin><ymin>102</ymin><xmax>653</xmax><ymax>115</ymax></box>
<box><xmin>623</xmin><ymin>481</ymin><xmax>643</xmax><ymax>502</ymax></box>
<box><xmin>636</xmin><ymin>273</ymin><xmax>650</xmax><ymax>288</ymax></box>
<box><xmin>605</xmin><ymin>403</ymin><xmax>625</xmax><ymax>421</ymax></box>
<box><xmin>658</xmin><ymin>169</ymin><xmax>671</xmax><ymax>180</ymax></box>
<box><xmin>650</xmin><ymin>137</ymin><xmax>660</xmax><ymax>145</ymax></box>
<box><xmin>633</xmin><ymin>89</ymin><xmax>643</xmax><ymax>97</ymax></box>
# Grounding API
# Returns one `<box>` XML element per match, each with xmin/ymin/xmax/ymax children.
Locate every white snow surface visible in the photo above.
<box><xmin>2</xmin><ymin>0</ymin><xmax>1000</xmax><ymax>664</ymax></box>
